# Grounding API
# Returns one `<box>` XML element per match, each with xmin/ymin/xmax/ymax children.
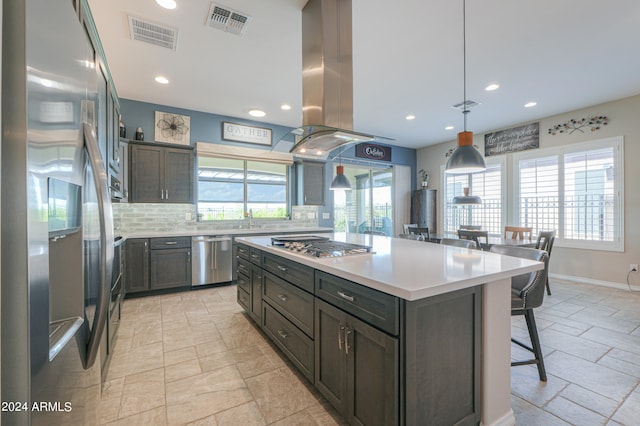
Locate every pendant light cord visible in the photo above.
<box><xmin>462</xmin><ymin>0</ymin><xmax>468</xmax><ymax>132</ymax></box>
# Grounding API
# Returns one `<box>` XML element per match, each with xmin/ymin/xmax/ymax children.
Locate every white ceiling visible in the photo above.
<box><xmin>88</xmin><ymin>0</ymin><xmax>640</xmax><ymax>150</ymax></box>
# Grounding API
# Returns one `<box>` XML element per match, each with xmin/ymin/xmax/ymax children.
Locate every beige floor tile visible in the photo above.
<box><xmin>107</xmin><ymin>342</ymin><xmax>164</xmax><ymax>380</ymax></box>
<box><xmin>199</xmin><ymin>345</ymin><xmax>264</xmax><ymax>373</ymax></box>
<box><xmin>165</xmin><ymin>346</ymin><xmax>198</xmax><ymax>367</ymax></box>
<box><xmin>166</xmin><ymin>359</ymin><xmax>202</xmax><ymax>383</ymax></box>
<box><xmin>166</xmin><ymin>365</ymin><xmax>253</xmax><ymax>425</ymax></box>
<box><xmin>245</xmin><ymin>367</ymin><xmax>317</xmax><ymax>424</ymax></box>
<box><xmin>560</xmin><ymin>384</ymin><xmax>619</xmax><ymax>418</ymax></box>
<box><xmin>545</xmin><ymin>395</ymin><xmax>608</xmax><ymax>425</ymax></box>
<box><xmin>119</xmin><ymin>368</ymin><xmax>166</xmax><ymax>419</ymax></box>
<box><xmin>612</xmin><ymin>388</ymin><xmax>640</xmax><ymax>425</ymax></box>
<box><xmin>131</xmin><ymin>324</ymin><xmax>163</xmax><ymax>348</ymax></box>
<box><xmin>99</xmin><ymin>396</ymin><xmax>121</xmax><ymax>424</ymax></box>
<box><xmin>214</xmin><ymin>401</ymin><xmax>266</xmax><ymax>425</ymax></box>
<box><xmin>106</xmin><ymin>406</ymin><xmax>167</xmax><ymax>426</ymax></box>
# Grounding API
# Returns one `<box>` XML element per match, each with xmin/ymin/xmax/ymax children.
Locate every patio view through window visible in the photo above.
<box><xmin>197</xmin><ymin>157</ymin><xmax>288</xmax><ymax>220</ymax></box>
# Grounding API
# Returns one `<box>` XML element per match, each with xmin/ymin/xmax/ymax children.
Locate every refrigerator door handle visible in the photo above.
<box><xmin>83</xmin><ymin>122</ymin><xmax>114</xmax><ymax>370</ymax></box>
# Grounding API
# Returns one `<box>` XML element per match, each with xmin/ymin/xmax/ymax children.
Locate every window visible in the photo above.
<box><xmin>333</xmin><ymin>165</ymin><xmax>394</xmax><ymax>236</ymax></box>
<box><xmin>515</xmin><ymin>137</ymin><xmax>623</xmax><ymax>251</ymax></box>
<box><xmin>197</xmin><ymin>157</ymin><xmax>288</xmax><ymax>220</ymax></box>
<box><xmin>443</xmin><ymin>161</ymin><xmax>504</xmax><ymax>235</ymax></box>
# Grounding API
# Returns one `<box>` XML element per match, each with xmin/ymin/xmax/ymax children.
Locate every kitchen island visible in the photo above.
<box><xmin>236</xmin><ymin>233</ymin><xmax>543</xmax><ymax>426</ymax></box>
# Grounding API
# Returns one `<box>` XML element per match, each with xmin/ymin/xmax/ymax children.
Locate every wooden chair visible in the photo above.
<box><xmin>535</xmin><ymin>230</ymin><xmax>556</xmax><ymax>295</ymax></box>
<box><xmin>440</xmin><ymin>238</ymin><xmax>477</xmax><ymax>249</ymax></box>
<box><xmin>490</xmin><ymin>245</ymin><xmax>549</xmax><ymax>381</ymax></box>
<box><xmin>504</xmin><ymin>226</ymin><xmax>533</xmax><ymax>240</ymax></box>
<box><xmin>457</xmin><ymin>229</ymin><xmax>488</xmax><ymax>249</ymax></box>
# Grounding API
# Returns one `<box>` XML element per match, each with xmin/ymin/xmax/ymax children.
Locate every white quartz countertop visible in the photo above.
<box><xmin>236</xmin><ymin>233</ymin><xmax>544</xmax><ymax>301</ymax></box>
<box><xmin>121</xmin><ymin>227</ymin><xmax>333</xmax><ymax>239</ymax></box>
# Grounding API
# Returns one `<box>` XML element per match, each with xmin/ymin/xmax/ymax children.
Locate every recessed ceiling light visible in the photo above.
<box><xmin>154</xmin><ymin>76</ymin><xmax>169</xmax><ymax>84</ymax></box>
<box><xmin>406</xmin><ymin>114</ymin><xmax>416</xmax><ymax>120</ymax></box>
<box><xmin>281</xmin><ymin>104</ymin><xmax>291</xmax><ymax>110</ymax></box>
<box><xmin>155</xmin><ymin>0</ymin><xmax>177</xmax><ymax>10</ymax></box>
<box><xmin>316</xmin><ymin>150</ymin><xmax>323</xmax><ymax>156</ymax></box>
<box><xmin>524</xmin><ymin>101</ymin><xmax>537</xmax><ymax>108</ymax></box>
<box><xmin>248</xmin><ymin>109</ymin><xmax>266</xmax><ymax>117</ymax></box>
<box><xmin>445</xmin><ymin>125</ymin><xmax>455</xmax><ymax>130</ymax></box>
<box><xmin>485</xmin><ymin>83</ymin><xmax>500</xmax><ymax>91</ymax></box>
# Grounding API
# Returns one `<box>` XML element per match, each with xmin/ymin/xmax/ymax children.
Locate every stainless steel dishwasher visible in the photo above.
<box><xmin>191</xmin><ymin>236</ymin><xmax>232</xmax><ymax>286</ymax></box>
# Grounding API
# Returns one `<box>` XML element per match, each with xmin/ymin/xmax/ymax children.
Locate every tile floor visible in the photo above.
<box><xmin>99</xmin><ymin>279</ymin><xmax>640</xmax><ymax>425</ymax></box>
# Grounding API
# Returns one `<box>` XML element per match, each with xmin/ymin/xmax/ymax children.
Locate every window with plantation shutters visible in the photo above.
<box><xmin>514</xmin><ymin>137</ymin><xmax>623</xmax><ymax>251</ymax></box>
<box><xmin>443</xmin><ymin>162</ymin><xmax>504</xmax><ymax>234</ymax></box>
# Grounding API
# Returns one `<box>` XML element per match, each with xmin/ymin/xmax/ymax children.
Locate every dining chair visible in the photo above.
<box><xmin>398</xmin><ymin>233</ymin><xmax>425</xmax><ymax>241</ymax></box>
<box><xmin>504</xmin><ymin>226</ymin><xmax>533</xmax><ymax>240</ymax></box>
<box><xmin>535</xmin><ymin>230</ymin><xmax>556</xmax><ymax>295</ymax></box>
<box><xmin>457</xmin><ymin>229</ymin><xmax>488</xmax><ymax>249</ymax></box>
<box><xmin>459</xmin><ymin>225</ymin><xmax>482</xmax><ymax>230</ymax></box>
<box><xmin>440</xmin><ymin>238</ymin><xmax>477</xmax><ymax>249</ymax></box>
<box><xmin>407</xmin><ymin>226</ymin><xmax>429</xmax><ymax>239</ymax></box>
<box><xmin>403</xmin><ymin>223</ymin><xmax>418</xmax><ymax>234</ymax></box>
<box><xmin>489</xmin><ymin>245</ymin><xmax>549</xmax><ymax>381</ymax></box>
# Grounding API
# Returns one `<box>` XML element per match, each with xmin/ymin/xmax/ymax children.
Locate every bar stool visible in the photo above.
<box><xmin>535</xmin><ymin>230</ymin><xmax>556</xmax><ymax>295</ymax></box>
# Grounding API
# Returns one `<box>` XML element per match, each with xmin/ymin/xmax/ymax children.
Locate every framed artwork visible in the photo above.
<box><xmin>155</xmin><ymin>111</ymin><xmax>191</xmax><ymax>145</ymax></box>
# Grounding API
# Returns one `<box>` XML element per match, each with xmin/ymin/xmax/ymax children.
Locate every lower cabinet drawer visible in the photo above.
<box><xmin>263</xmin><ymin>303</ymin><xmax>314</xmax><ymax>383</ymax></box>
<box><xmin>263</xmin><ymin>271</ymin><xmax>314</xmax><ymax>337</ymax></box>
<box><xmin>237</xmin><ymin>271</ymin><xmax>251</xmax><ymax>294</ymax></box>
<box><xmin>237</xmin><ymin>286</ymin><xmax>250</xmax><ymax>312</ymax></box>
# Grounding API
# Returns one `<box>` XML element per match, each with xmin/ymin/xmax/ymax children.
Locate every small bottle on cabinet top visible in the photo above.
<box><xmin>135</xmin><ymin>127</ymin><xmax>144</xmax><ymax>141</ymax></box>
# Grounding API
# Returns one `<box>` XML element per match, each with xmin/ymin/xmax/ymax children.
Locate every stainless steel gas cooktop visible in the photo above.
<box><xmin>271</xmin><ymin>236</ymin><xmax>373</xmax><ymax>258</ymax></box>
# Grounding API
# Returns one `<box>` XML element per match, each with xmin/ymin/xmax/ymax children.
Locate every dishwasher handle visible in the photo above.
<box><xmin>192</xmin><ymin>236</ymin><xmax>231</xmax><ymax>243</ymax></box>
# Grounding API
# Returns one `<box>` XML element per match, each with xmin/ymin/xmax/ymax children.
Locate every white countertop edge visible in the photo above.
<box><xmin>121</xmin><ymin>227</ymin><xmax>333</xmax><ymax>239</ymax></box>
<box><xmin>236</xmin><ymin>234</ymin><xmax>544</xmax><ymax>301</ymax></box>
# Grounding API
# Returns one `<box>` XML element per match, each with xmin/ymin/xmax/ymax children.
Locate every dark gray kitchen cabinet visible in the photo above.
<box><xmin>250</xmin><ymin>264</ymin><xmax>263</xmax><ymax>323</ymax></box>
<box><xmin>124</xmin><ymin>238</ymin><xmax>150</xmax><ymax>293</ymax></box>
<box><xmin>315</xmin><ymin>299</ymin><xmax>398</xmax><ymax>426</ymax></box>
<box><xmin>129</xmin><ymin>142</ymin><xmax>194</xmax><ymax>203</ymax></box>
<box><xmin>149</xmin><ymin>237</ymin><xmax>192</xmax><ymax>290</ymax></box>
<box><xmin>296</xmin><ymin>161</ymin><xmax>325</xmax><ymax>206</ymax></box>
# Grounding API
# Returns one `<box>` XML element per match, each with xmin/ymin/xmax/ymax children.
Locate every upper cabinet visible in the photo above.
<box><xmin>129</xmin><ymin>141</ymin><xmax>194</xmax><ymax>203</ymax></box>
<box><xmin>296</xmin><ymin>161</ymin><xmax>325</xmax><ymax>206</ymax></box>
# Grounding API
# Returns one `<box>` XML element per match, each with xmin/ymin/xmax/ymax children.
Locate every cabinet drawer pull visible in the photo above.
<box><xmin>251</xmin><ymin>254</ymin><xmax>260</xmax><ymax>259</ymax></box>
<box><xmin>165</xmin><ymin>241</ymin><xmax>178</xmax><ymax>245</ymax></box>
<box><xmin>165</xmin><ymin>189</ymin><xmax>169</xmax><ymax>199</ymax></box>
<box><xmin>337</xmin><ymin>291</ymin><xmax>355</xmax><ymax>302</ymax></box>
<box><xmin>345</xmin><ymin>327</ymin><xmax>352</xmax><ymax>355</ymax></box>
<box><xmin>277</xmin><ymin>329</ymin><xmax>288</xmax><ymax>339</ymax></box>
<box><xmin>338</xmin><ymin>324</ymin><xmax>345</xmax><ymax>350</ymax></box>
<box><xmin>238</xmin><ymin>279</ymin><xmax>245</xmax><ymax>285</ymax></box>
<box><xmin>277</xmin><ymin>294</ymin><xmax>288</xmax><ymax>302</ymax></box>
<box><xmin>276</xmin><ymin>265</ymin><xmax>288</xmax><ymax>272</ymax></box>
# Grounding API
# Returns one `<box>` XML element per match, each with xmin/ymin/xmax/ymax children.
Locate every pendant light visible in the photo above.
<box><xmin>452</xmin><ymin>186</ymin><xmax>481</xmax><ymax>204</ymax></box>
<box><xmin>445</xmin><ymin>0</ymin><xmax>486</xmax><ymax>175</ymax></box>
<box><xmin>330</xmin><ymin>147</ymin><xmax>351</xmax><ymax>190</ymax></box>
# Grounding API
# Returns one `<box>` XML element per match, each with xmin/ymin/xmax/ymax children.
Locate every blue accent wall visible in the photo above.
<box><xmin>120</xmin><ymin>98</ymin><xmax>417</xmax><ymax>228</ymax></box>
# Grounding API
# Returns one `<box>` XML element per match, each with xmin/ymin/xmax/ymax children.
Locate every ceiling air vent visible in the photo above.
<box><xmin>452</xmin><ymin>100</ymin><xmax>480</xmax><ymax>111</ymax></box>
<box><xmin>128</xmin><ymin>16</ymin><xmax>179</xmax><ymax>50</ymax></box>
<box><xmin>206</xmin><ymin>3</ymin><xmax>252</xmax><ymax>36</ymax></box>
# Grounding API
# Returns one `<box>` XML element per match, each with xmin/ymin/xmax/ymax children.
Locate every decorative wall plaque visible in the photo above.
<box><xmin>355</xmin><ymin>143</ymin><xmax>392</xmax><ymax>161</ymax></box>
<box><xmin>484</xmin><ymin>122</ymin><xmax>539</xmax><ymax>157</ymax></box>
<box><xmin>222</xmin><ymin>122</ymin><xmax>272</xmax><ymax>146</ymax></box>
<box><xmin>155</xmin><ymin>111</ymin><xmax>190</xmax><ymax>145</ymax></box>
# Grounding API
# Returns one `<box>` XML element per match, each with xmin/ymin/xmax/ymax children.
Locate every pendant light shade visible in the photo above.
<box><xmin>452</xmin><ymin>186</ymin><xmax>482</xmax><ymax>204</ymax></box>
<box><xmin>444</xmin><ymin>0</ymin><xmax>486</xmax><ymax>175</ymax></box>
<box><xmin>445</xmin><ymin>131</ymin><xmax>487</xmax><ymax>174</ymax></box>
<box><xmin>330</xmin><ymin>165</ymin><xmax>351</xmax><ymax>190</ymax></box>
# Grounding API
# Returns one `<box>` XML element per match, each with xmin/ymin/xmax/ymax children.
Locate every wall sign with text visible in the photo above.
<box><xmin>484</xmin><ymin>122</ymin><xmax>539</xmax><ymax>157</ymax></box>
<box><xmin>222</xmin><ymin>122</ymin><xmax>272</xmax><ymax>146</ymax></box>
<box><xmin>355</xmin><ymin>143</ymin><xmax>392</xmax><ymax>161</ymax></box>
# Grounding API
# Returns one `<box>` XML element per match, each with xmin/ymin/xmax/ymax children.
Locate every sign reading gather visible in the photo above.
<box><xmin>222</xmin><ymin>122</ymin><xmax>272</xmax><ymax>146</ymax></box>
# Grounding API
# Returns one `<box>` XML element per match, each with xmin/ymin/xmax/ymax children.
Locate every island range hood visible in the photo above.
<box><xmin>287</xmin><ymin>0</ymin><xmax>392</xmax><ymax>160</ymax></box>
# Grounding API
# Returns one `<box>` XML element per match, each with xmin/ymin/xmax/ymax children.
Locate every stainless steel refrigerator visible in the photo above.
<box><xmin>2</xmin><ymin>0</ymin><xmax>114</xmax><ymax>424</ymax></box>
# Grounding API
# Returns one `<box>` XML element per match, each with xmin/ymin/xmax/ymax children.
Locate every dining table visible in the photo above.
<box><xmin>428</xmin><ymin>233</ymin><xmax>537</xmax><ymax>250</ymax></box>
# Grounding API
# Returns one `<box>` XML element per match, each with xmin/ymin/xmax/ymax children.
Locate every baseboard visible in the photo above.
<box><xmin>481</xmin><ymin>409</ymin><xmax>516</xmax><ymax>426</ymax></box>
<box><xmin>550</xmin><ymin>272</ymin><xmax>632</xmax><ymax>291</ymax></box>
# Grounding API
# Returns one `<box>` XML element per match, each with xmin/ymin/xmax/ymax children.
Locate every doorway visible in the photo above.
<box><xmin>333</xmin><ymin>165</ymin><xmax>394</xmax><ymax>236</ymax></box>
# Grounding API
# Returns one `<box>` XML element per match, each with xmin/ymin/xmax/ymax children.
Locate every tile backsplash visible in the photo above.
<box><xmin>113</xmin><ymin>203</ymin><xmax>321</xmax><ymax>234</ymax></box>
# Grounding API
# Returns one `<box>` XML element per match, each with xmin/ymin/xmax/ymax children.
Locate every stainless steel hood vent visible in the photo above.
<box><xmin>287</xmin><ymin>0</ymin><xmax>391</xmax><ymax>160</ymax></box>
